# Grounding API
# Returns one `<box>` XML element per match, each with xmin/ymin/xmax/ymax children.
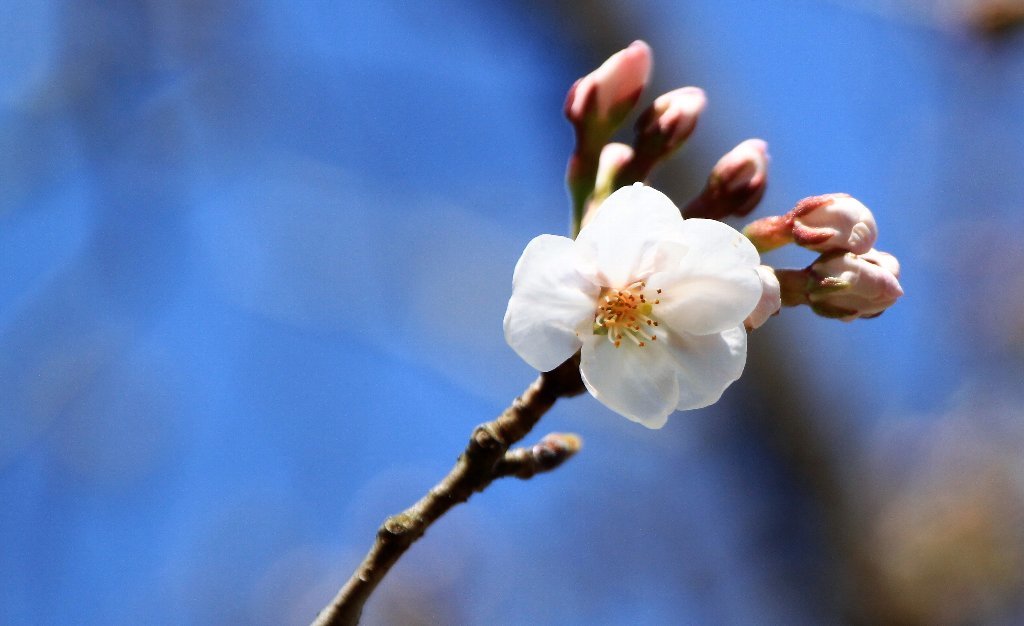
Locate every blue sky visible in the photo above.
<box><xmin>3</xmin><ymin>1</ymin><xmax>1023</xmax><ymax>624</ymax></box>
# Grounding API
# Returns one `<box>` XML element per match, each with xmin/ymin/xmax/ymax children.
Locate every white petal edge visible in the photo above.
<box><xmin>662</xmin><ymin>325</ymin><xmax>747</xmax><ymax>410</ymax></box>
<box><xmin>579</xmin><ymin>334</ymin><xmax>680</xmax><ymax>429</ymax></box>
<box><xmin>648</xmin><ymin>267</ymin><xmax>762</xmax><ymax>336</ymax></box>
<box><xmin>648</xmin><ymin>218</ymin><xmax>762</xmax><ymax>335</ymax></box>
<box><xmin>574</xmin><ymin>184</ymin><xmax>687</xmax><ymax>288</ymax></box>
<box><xmin>504</xmin><ymin>234</ymin><xmax>599</xmax><ymax>372</ymax></box>
<box><xmin>669</xmin><ymin>218</ymin><xmax>761</xmax><ymax>273</ymax></box>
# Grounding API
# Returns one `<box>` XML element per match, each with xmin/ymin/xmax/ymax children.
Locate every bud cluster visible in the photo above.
<box><xmin>562</xmin><ymin>41</ymin><xmax>901</xmax><ymax>326</ymax></box>
<box><xmin>564</xmin><ymin>41</ymin><xmax>768</xmax><ymax>233</ymax></box>
<box><xmin>747</xmin><ymin>194</ymin><xmax>902</xmax><ymax>321</ymax></box>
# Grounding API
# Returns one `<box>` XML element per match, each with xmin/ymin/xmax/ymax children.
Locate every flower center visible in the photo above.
<box><xmin>593</xmin><ymin>281</ymin><xmax>661</xmax><ymax>348</ymax></box>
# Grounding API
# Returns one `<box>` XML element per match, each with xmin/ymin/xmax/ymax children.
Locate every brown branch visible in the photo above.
<box><xmin>311</xmin><ymin>356</ymin><xmax>586</xmax><ymax>626</ymax></box>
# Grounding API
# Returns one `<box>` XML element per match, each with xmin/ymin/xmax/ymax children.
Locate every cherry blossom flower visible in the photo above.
<box><xmin>504</xmin><ymin>184</ymin><xmax>763</xmax><ymax>428</ymax></box>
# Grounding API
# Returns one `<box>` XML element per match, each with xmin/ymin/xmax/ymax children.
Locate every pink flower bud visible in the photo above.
<box><xmin>683</xmin><ymin>139</ymin><xmax>769</xmax><ymax>220</ymax></box>
<box><xmin>582</xmin><ymin>143</ymin><xmax>636</xmax><ymax>229</ymax></box>
<box><xmin>807</xmin><ymin>249</ymin><xmax>903</xmax><ymax>321</ymax></box>
<box><xmin>565</xmin><ymin>40</ymin><xmax>652</xmax><ymax>130</ymax></box>
<box><xmin>612</xmin><ymin>87</ymin><xmax>706</xmax><ymax>187</ymax></box>
<box><xmin>744</xmin><ymin>193</ymin><xmax>878</xmax><ymax>254</ymax></box>
<box><xmin>635</xmin><ymin>87</ymin><xmax>706</xmax><ymax>155</ymax></box>
<box><xmin>595</xmin><ymin>142</ymin><xmax>635</xmax><ymax>196</ymax></box>
<box><xmin>745</xmin><ymin>265</ymin><xmax>782</xmax><ymax>331</ymax></box>
<box><xmin>790</xmin><ymin>194</ymin><xmax>878</xmax><ymax>254</ymax></box>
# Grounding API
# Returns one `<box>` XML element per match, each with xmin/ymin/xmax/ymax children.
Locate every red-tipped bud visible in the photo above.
<box><xmin>683</xmin><ymin>139</ymin><xmax>769</xmax><ymax>220</ymax></box>
<box><xmin>565</xmin><ymin>41</ymin><xmax>652</xmax><ymax>136</ymax></box>
<box><xmin>745</xmin><ymin>193</ymin><xmax>878</xmax><ymax>254</ymax></box>
<box><xmin>613</xmin><ymin>87</ymin><xmax>707</xmax><ymax>188</ymax></box>
<box><xmin>634</xmin><ymin>87</ymin><xmax>706</xmax><ymax>157</ymax></box>
<box><xmin>790</xmin><ymin>194</ymin><xmax>878</xmax><ymax>254</ymax></box>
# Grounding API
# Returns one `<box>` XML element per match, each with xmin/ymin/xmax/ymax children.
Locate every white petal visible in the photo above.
<box><xmin>574</xmin><ymin>184</ymin><xmax>686</xmax><ymax>287</ymax></box>
<box><xmin>661</xmin><ymin>325</ymin><xmax>747</xmax><ymax>410</ymax></box>
<box><xmin>648</xmin><ymin>267</ymin><xmax>762</xmax><ymax>335</ymax></box>
<box><xmin>647</xmin><ymin>219</ymin><xmax>762</xmax><ymax>335</ymax></box>
<box><xmin>504</xmin><ymin>235</ymin><xmax>599</xmax><ymax>372</ymax></box>
<box><xmin>672</xmin><ymin>218</ymin><xmax>761</xmax><ymax>272</ymax></box>
<box><xmin>579</xmin><ymin>335</ymin><xmax>680</xmax><ymax>428</ymax></box>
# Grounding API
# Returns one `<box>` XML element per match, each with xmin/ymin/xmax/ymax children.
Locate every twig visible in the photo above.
<box><xmin>493</xmin><ymin>432</ymin><xmax>583</xmax><ymax>480</ymax></box>
<box><xmin>311</xmin><ymin>356</ymin><xmax>586</xmax><ymax>626</ymax></box>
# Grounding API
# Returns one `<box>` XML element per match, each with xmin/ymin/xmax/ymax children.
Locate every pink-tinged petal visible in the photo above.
<box><xmin>662</xmin><ymin>326</ymin><xmax>747</xmax><ymax>410</ymax></box>
<box><xmin>580</xmin><ymin>335</ymin><xmax>679</xmax><ymax>428</ymax></box>
<box><xmin>504</xmin><ymin>235</ymin><xmax>599</xmax><ymax>372</ymax></box>
<box><xmin>647</xmin><ymin>218</ymin><xmax>762</xmax><ymax>335</ymax></box>
<box><xmin>861</xmin><ymin>248</ymin><xmax>901</xmax><ymax>278</ymax></box>
<box><xmin>744</xmin><ymin>266</ymin><xmax>782</xmax><ymax>331</ymax></box>
<box><xmin>574</xmin><ymin>184</ymin><xmax>686</xmax><ymax>287</ymax></box>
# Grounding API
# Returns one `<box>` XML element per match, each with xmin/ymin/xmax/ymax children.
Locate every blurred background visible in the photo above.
<box><xmin>3</xmin><ymin>0</ymin><xmax>1024</xmax><ymax>624</ymax></box>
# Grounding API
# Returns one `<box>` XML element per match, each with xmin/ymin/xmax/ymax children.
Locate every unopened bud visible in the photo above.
<box><xmin>531</xmin><ymin>432</ymin><xmax>583</xmax><ymax>471</ymax></box>
<box><xmin>613</xmin><ymin>87</ymin><xmax>707</xmax><ymax>188</ymax></box>
<box><xmin>565</xmin><ymin>40</ymin><xmax>652</xmax><ymax>137</ymax></box>
<box><xmin>791</xmin><ymin>194</ymin><xmax>877</xmax><ymax>254</ymax></box>
<box><xmin>584</xmin><ymin>143</ymin><xmax>635</xmax><ymax>228</ymax></box>
<box><xmin>807</xmin><ymin>249</ymin><xmax>903</xmax><ymax>321</ymax></box>
<box><xmin>636</xmin><ymin>87</ymin><xmax>706</xmax><ymax>158</ymax></box>
<box><xmin>745</xmin><ymin>193</ymin><xmax>878</xmax><ymax>254</ymax></box>
<box><xmin>683</xmin><ymin>139</ymin><xmax>769</xmax><ymax>220</ymax></box>
<box><xmin>594</xmin><ymin>143</ymin><xmax>634</xmax><ymax>199</ymax></box>
<box><xmin>745</xmin><ymin>265</ymin><xmax>782</xmax><ymax>331</ymax></box>
<box><xmin>497</xmin><ymin>432</ymin><xmax>584</xmax><ymax>479</ymax></box>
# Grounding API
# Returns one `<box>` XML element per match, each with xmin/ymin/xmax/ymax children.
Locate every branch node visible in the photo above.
<box><xmin>313</xmin><ymin>355</ymin><xmax>586</xmax><ymax>626</ymax></box>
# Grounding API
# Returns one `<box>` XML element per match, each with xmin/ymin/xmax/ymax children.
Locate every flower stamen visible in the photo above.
<box><xmin>593</xmin><ymin>281</ymin><xmax>660</xmax><ymax>348</ymax></box>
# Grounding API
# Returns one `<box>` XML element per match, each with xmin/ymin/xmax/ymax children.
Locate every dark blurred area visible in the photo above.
<box><xmin>2</xmin><ymin>1</ymin><xmax>1024</xmax><ymax>624</ymax></box>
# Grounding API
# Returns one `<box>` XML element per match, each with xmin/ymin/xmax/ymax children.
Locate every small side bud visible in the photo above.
<box><xmin>744</xmin><ymin>193</ymin><xmax>878</xmax><ymax>254</ymax></box>
<box><xmin>594</xmin><ymin>143</ymin><xmax>635</xmax><ymax>200</ymax></box>
<box><xmin>806</xmin><ymin>249</ymin><xmax>903</xmax><ymax>321</ymax></box>
<box><xmin>683</xmin><ymin>139</ymin><xmax>769</xmax><ymax>220</ymax></box>
<box><xmin>584</xmin><ymin>143</ymin><xmax>635</xmax><ymax>228</ymax></box>
<box><xmin>495</xmin><ymin>432</ymin><xmax>584</xmax><ymax>480</ymax></box>
<box><xmin>565</xmin><ymin>40</ymin><xmax>652</xmax><ymax>137</ymax></box>
<box><xmin>745</xmin><ymin>265</ymin><xmax>782</xmax><ymax>331</ymax></box>
<box><xmin>530</xmin><ymin>433</ymin><xmax>583</xmax><ymax>472</ymax></box>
